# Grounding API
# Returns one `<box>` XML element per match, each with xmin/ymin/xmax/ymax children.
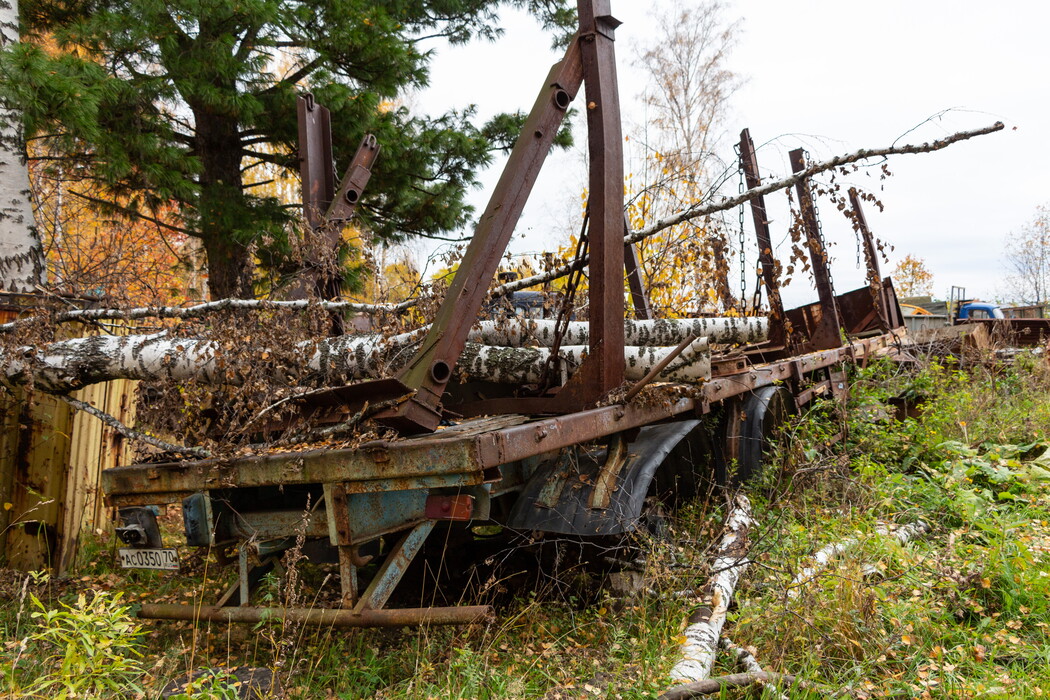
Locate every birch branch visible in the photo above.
<box><xmin>0</xmin><ymin>123</ymin><xmax>1002</xmax><ymax>333</ymax></box>
<box><xmin>658</xmin><ymin>672</ymin><xmax>799</xmax><ymax>700</ymax></box>
<box><xmin>788</xmin><ymin>520</ymin><xmax>930</xmax><ymax>597</ymax></box>
<box><xmin>0</xmin><ymin>297</ymin><xmax>413</xmax><ymax>333</ymax></box>
<box><xmin>56</xmin><ymin>393</ymin><xmax>210</xmax><ymax>458</ymax></box>
<box><xmin>668</xmin><ymin>494</ymin><xmax>754</xmax><ymax>684</ymax></box>
<box><xmin>718</xmin><ymin>638</ymin><xmax>788</xmax><ymax>700</ymax></box>
<box><xmin>492</xmin><ymin>122</ymin><xmax>1004</xmax><ymax>297</ymax></box>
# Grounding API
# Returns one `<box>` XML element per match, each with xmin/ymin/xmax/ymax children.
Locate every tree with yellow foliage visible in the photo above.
<box><xmin>892</xmin><ymin>254</ymin><xmax>935</xmax><ymax>298</ymax></box>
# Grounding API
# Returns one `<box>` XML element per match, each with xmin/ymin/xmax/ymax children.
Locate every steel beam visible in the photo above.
<box><xmin>297</xmin><ymin>94</ymin><xmax>335</xmax><ymax>230</ymax></box>
<box><xmin>577</xmin><ymin>0</ymin><xmax>626</xmax><ymax>398</ymax></box>
<box><xmin>378</xmin><ymin>36</ymin><xmax>585</xmax><ymax>433</ymax></box>
<box><xmin>739</xmin><ymin>129</ymin><xmax>786</xmax><ymax>345</ymax></box>
<box><xmin>789</xmin><ymin>148</ymin><xmax>841</xmax><ymax>350</ymax></box>
<box><xmin>354</xmin><ymin>521</ymin><xmax>434</xmax><ymax>612</ymax></box>
<box><xmin>327</xmin><ymin>134</ymin><xmax>380</xmax><ymax>223</ymax></box>
<box><xmin>624</xmin><ymin>222</ymin><xmax>652</xmax><ymax>320</ymax></box>
<box><xmin>848</xmin><ymin>188</ymin><xmax>887</xmax><ymax>329</ymax></box>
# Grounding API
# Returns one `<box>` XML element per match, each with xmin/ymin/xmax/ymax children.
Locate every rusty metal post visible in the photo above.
<box><xmin>848</xmin><ymin>187</ymin><xmax>887</xmax><ymax>329</ymax></box>
<box><xmin>575</xmin><ymin>0</ymin><xmax>626</xmax><ymax>397</ymax></box>
<box><xmin>295</xmin><ymin>101</ymin><xmax>380</xmax><ymax>333</ymax></box>
<box><xmin>789</xmin><ymin>148</ymin><xmax>841</xmax><ymax>350</ymax></box>
<box><xmin>377</xmin><ymin>36</ymin><xmax>585</xmax><ymax>433</ymax></box>
<box><xmin>297</xmin><ymin>94</ymin><xmax>335</xmax><ymax>230</ymax></box>
<box><xmin>738</xmin><ymin>129</ymin><xmax>786</xmax><ymax>346</ymax></box>
<box><xmin>526</xmin><ymin>0</ymin><xmax>626</xmax><ymax>411</ymax></box>
<box><xmin>624</xmin><ymin>219</ymin><xmax>652</xmax><ymax>320</ymax></box>
<box><xmin>327</xmin><ymin>135</ymin><xmax>380</xmax><ymax>224</ymax></box>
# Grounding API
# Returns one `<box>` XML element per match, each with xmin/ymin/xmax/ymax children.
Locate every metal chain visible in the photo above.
<box><xmin>538</xmin><ymin>208</ymin><xmax>588</xmax><ymax>391</ymax></box>
<box><xmin>737</xmin><ymin>156</ymin><xmax>747</xmax><ymax>314</ymax></box>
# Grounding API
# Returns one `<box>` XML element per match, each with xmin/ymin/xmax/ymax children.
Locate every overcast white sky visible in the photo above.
<box><xmin>414</xmin><ymin>1</ymin><xmax>1049</xmax><ymax>306</ymax></box>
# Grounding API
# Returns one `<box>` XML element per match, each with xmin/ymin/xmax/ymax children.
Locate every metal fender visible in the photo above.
<box><xmin>506</xmin><ymin>419</ymin><xmax>704</xmax><ymax>536</ymax></box>
<box><xmin>716</xmin><ymin>384</ymin><xmax>795</xmax><ymax>485</ymax></box>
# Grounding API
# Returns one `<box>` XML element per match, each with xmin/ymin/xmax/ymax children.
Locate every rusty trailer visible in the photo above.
<box><xmin>102</xmin><ymin>0</ymin><xmax>907</xmax><ymax>627</ymax></box>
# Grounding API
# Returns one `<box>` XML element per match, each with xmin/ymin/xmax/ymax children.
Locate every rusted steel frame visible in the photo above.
<box><xmin>102</xmin><ymin>440</ymin><xmax>483</xmax><ymax>501</ymax></box>
<box><xmin>572</xmin><ymin>0</ymin><xmax>626</xmax><ymax>401</ymax></box>
<box><xmin>326</xmin><ymin>483</ymin><xmax>358</xmax><ymax>608</ymax></box>
<box><xmin>380</xmin><ymin>36</ymin><xmax>585</xmax><ymax>434</ymax></box>
<box><xmin>794</xmin><ymin>379</ymin><xmax>832</xmax><ymax>408</ymax></box>
<box><xmin>738</xmin><ymin>129</ymin><xmax>786</xmax><ymax>345</ymax></box>
<box><xmin>328</xmin><ymin>134</ymin><xmax>380</xmax><ymax>223</ymax></box>
<box><xmin>473</xmin><ymin>333</ymin><xmax>893</xmax><ymax>468</ymax></box>
<box><xmin>848</xmin><ymin>187</ymin><xmax>886</xmax><ymax>328</ymax></box>
<box><xmin>354</xmin><ymin>521</ymin><xmax>434</xmax><ymax>612</ymax></box>
<box><xmin>228</xmin><ymin>509</ymin><xmax>328</xmax><ymax>541</ymax></box>
<box><xmin>789</xmin><ymin>149</ymin><xmax>841</xmax><ymax>350</ymax></box>
<box><xmin>624</xmin><ymin>220</ymin><xmax>652</xmax><ymax>320</ymax></box>
<box><xmin>137</xmin><ymin>603</ymin><xmax>492</xmax><ymax>627</ymax></box>
<box><xmin>297</xmin><ymin>93</ymin><xmax>335</xmax><ymax>230</ymax></box>
<box><xmin>105</xmin><ymin>336</ymin><xmax>896</xmax><ymax>503</ymax></box>
<box><xmin>105</xmin><ymin>470</ymin><xmax>492</xmax><ymax>509</ymax></box>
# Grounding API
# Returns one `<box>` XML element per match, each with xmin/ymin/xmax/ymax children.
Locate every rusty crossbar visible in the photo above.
<box><xmin>137</xmin><ymin>603</ymin><xmax>492</xmax><ymax>627</ymax></box>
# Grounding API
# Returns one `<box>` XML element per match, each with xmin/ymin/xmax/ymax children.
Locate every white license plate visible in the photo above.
<box><xmin>118</xmin><ymin>547</ymin><xmax>180</xmax><ymax>571</ymax></box>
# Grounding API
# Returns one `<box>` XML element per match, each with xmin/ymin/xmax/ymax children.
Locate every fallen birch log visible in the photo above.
<box><xmin>788</xmin><ymin>520</ymin><xmax>930</xmax><ymax>597</ymax></box>
<box><xmin>668</xmin><ymin>494</ymin><xmax>754</xmax><ymax>684</ymax></box>
<box><xmin>459</xmin><ymin>339</ymin><xmax>710</xmax><ymax>384</ymax></box>
<box><xmin>467</xmin><ymin>317</ymin><xmax>768</xmax><ymax>348</ymax></box>
<box><xmin>3</xmin><ymin>331</ymin><xmax>712</xmax><ymax>393</ymax></box>
<box><xmin>658</xmin><ymin>672</ymin><xmax>798</xmax><ymax>700</ymax></box>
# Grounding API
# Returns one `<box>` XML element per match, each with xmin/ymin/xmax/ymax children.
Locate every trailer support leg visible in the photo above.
<box><xmin>354</xmin><ymin>521</ymin><xmax>435</xmax><ymax>613</ymax></box>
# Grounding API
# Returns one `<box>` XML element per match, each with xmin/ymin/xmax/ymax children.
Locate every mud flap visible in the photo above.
<box><xmin>506</xmin><ymin>420</ymin><xmax>703</xmax><ymax>536</ymax></box>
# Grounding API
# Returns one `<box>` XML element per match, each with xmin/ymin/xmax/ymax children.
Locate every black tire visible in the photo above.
<box><xmin>715</xmin><ymin>385</ymin><xmax>795</xmax><ymax>485</ymax></box>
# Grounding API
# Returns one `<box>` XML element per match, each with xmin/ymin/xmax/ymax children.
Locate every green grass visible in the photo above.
<box><xmin>4</xmin><ymin>355</ymin><xmax>1050</xmax><ymax>697</ymax></box>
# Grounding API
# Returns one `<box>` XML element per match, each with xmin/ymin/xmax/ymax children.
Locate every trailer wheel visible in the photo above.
<box><xmin>716</xmin><ymin>385</ymin><xmax>795</xmax><ymax>485</ymax></box>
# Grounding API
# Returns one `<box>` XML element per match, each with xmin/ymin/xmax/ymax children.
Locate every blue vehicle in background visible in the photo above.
<box><xmin>954</xmin><ymin>301</ymin><xmax>1006</xmax><ymax>321</ymax></box>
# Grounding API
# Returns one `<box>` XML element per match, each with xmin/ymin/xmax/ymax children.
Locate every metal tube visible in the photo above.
<box><xmin>138</xmin><ymin>603</ymin><xmax>493</xmax><ymax>628</ymax></box>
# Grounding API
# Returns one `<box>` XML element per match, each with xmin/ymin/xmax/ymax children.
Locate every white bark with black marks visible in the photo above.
<box><xmin>788</xmin><ymin>520</ymin><xmax>930</xmax><ymax>597</ymax></box>
<box><xmin>467</xmin><ymin>317</ymin><xmax>767</xmax><ymax>347</ymax></box>
<box><xmin>0</xmin><ymin>0</ymin><xmax>44</xmax><ymax>292</ymax></box>
<box><xmin>4</xmin><ymin>332</ymin><xmax>713</xmax><ymax>393</ymax></box>
<box><xmin>669</xmin><ymin>494</ymin><xmax>754</xmax><ymax>683</ymax></box>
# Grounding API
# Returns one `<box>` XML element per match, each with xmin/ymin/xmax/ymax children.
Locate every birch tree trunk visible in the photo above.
<box><xmin>669</xmin><ymin>494</ymin><xmax>754</xmax><ymax>683</ymax></box>
<box><xmin>4</xmin><ymin>332</ymin><xmax>714</xmax><ymax>392</ymax></box>
<box><xmin>0</xmin><ymin>0</ymin><xmax>44</xmax><ymax>292</ymax></box>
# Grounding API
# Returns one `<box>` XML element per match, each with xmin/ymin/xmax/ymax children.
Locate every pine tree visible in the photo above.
<box><xmin>0</xmin><ymin>0</ymin><xmax>574</xmax><ymax>299</ymax></box>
